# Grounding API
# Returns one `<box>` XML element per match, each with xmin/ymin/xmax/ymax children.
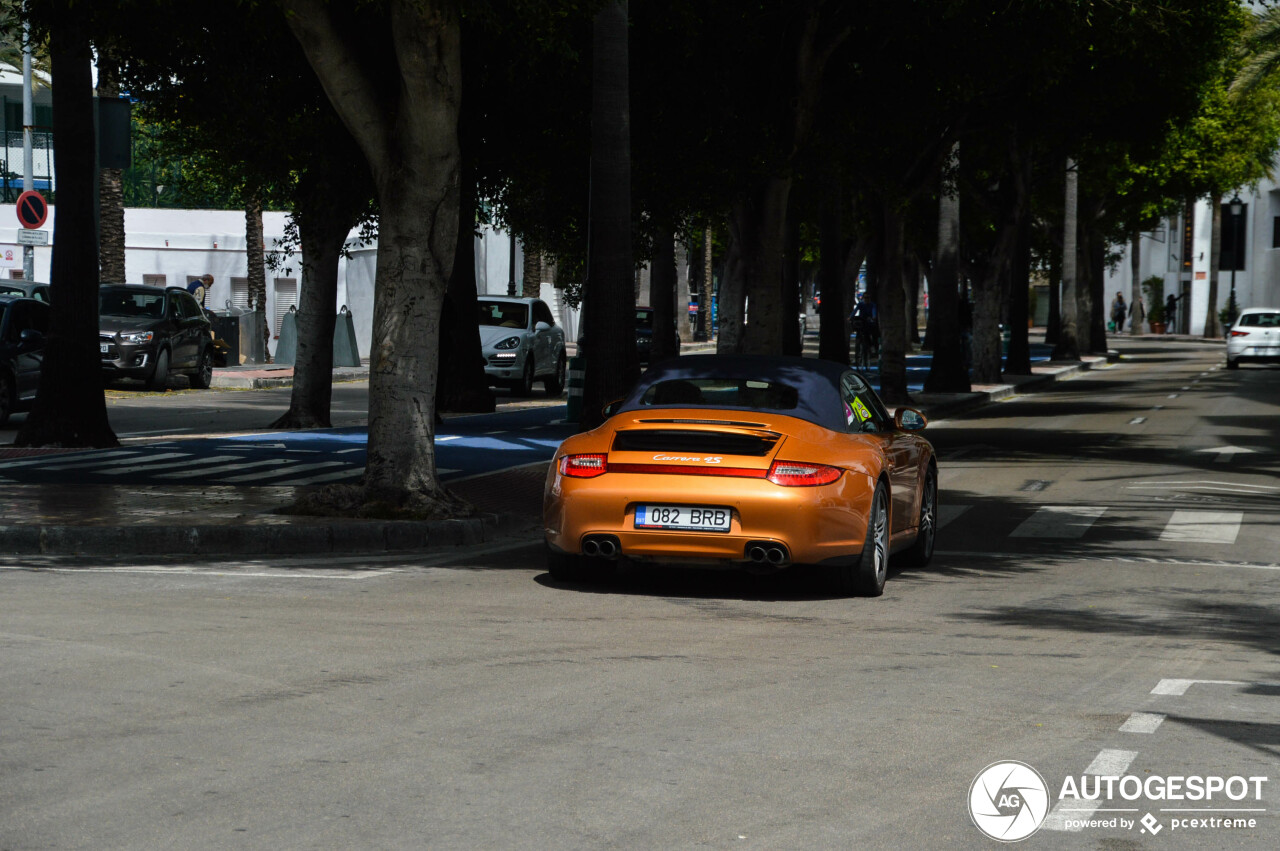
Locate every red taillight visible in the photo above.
<box><xmin>766</xmin><ymin>460</ymin><xmax>842</xmax><ymax>487</ymax></box>
<box><xmin>1230</xmin><ymin>330</ymin><xmax>1251</xmax><ymax>338</ymax></box>
<box><xmin>560</xmin><ymin>453</ymin><xmax>608</xmax><ymax>478</ymax></box>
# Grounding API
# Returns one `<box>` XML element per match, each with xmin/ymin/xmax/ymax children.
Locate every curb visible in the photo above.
<box><xmin>908</xmin><ymin>353</ymin><xmax>1114</xmax><ymax>421</ymax></box>
<box><xmin>0</xmin><ymin>512</ymin><xmax>529</xmax><ymax>557</ymax></box>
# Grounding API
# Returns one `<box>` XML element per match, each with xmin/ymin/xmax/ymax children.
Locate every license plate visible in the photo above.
<box><xmin>1256</xmin><ymin>347</ymin><xmax>1280</xmax><ymax>355</ymax></box>
<box><xmin>100</xmin><ymin>343</ymin><xmax>109</xmax><ymax>354</ymax></box>
<box><xmin>635</xmin><ymin>505</ymin><xmax>731</xmax><ymax>532</ymax></box>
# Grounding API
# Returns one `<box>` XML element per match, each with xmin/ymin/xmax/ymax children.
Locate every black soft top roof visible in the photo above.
<box><xmin>615</xmin><ymin>354</ymin><xmax>854</xmax><ymax>432</ymax></box>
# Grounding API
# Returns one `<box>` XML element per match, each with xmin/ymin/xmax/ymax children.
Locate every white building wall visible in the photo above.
<box><xmin>0</xmin><ymin>205</ymin><xmax>550</xmax><ymax>360</ymax></box>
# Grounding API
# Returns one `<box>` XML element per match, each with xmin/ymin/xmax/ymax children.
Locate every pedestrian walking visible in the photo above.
<box><xmin>1111</xmin><ymin>291</ymin><xmax>1127</xmax><ymax>333</ymax></box>
<box><xmin>1165</xmin><ymin>294</ymin><xmax>1178</xmax><ymax>334</ymax></box>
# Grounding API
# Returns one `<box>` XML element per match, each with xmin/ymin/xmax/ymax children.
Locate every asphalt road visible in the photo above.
<box><xmin>3</xmin><ymin>340</ymin><xmax>1279</xmax><ymax>849</ymax></box>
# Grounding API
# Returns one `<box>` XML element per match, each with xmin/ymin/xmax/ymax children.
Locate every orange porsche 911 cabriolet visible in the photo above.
<box><xmin>543</xmin><ymin>355</ymin><xmax>937</xmax><ymax>596</ymax></box>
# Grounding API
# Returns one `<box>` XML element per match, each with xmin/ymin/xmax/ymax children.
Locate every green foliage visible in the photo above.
<box><xmin>122</xmin><ymin>115</ymin><xmax>242</xmax><ymax>209</ymax></box>
<box><xmin>1142</xmin><ymin>275</ymin><xmax>1165</xmax><ymax>323</ymax></box>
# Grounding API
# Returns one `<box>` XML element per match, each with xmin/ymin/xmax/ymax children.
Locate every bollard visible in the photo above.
<box><xmin>274</xmin><ymin>307</ymin><xmax>298</xmax><ymax>365</ymax></box>
<box><xmin>332</xmin><ymin>305</ymin><xmax>361</xmax><ymax>367</ymax></box>
<box><xmin>566</xmin><ymin>356</ymin><xmax>585</xmax><ymax>423</ymax></box>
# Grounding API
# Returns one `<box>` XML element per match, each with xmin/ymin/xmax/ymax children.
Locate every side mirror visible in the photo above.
<box><xmin>535</xmin><ymin>321</ymin><xmax>551</xmax><ymax>331</ymax></box>
<box><xmin>18</xmin><ymin>328</ymin><xmax>45</xmax><ymax>351</ymax></box>
<box><xmin>894</xmin><ymin>407</ymin><xmax>927</xmax><ymax>432</ymax></box>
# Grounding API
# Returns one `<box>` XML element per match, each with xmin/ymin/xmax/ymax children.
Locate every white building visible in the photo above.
<box><xmin>1107</xmin><ymin>190</ymin><xmax>1277</xmax><ymax>334</ymax></box>
<box><xmin>0</xmin><ymin>204</ymin><xmax>577</xmax><ymax>359</ymax></box>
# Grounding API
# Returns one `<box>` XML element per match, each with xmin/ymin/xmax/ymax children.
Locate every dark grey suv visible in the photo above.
<box><xmin>99</xmin><ymin>285</ymin><xmax>214</xmax><ymax>390</ymax></box>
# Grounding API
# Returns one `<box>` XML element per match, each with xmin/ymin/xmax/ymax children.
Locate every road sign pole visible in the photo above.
<box><xmin>22</xmin><ymin>5</ymin><xmax>35</xmax><ymax>282</ymax></box>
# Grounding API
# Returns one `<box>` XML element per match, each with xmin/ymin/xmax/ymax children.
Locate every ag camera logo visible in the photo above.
<box><xmin>969</xmin><ymin>761</ymin><xmax>1050</xmax><ymax>842</ymax></box>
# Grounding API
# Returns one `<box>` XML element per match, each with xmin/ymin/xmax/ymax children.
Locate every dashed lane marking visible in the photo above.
<box><xmin>1159</xmin><ymin>510</ymin><xmax>1243</xmax><ymax>544</ymax></box>
<box><xmin>1119</xmin><ymin>712</ymin><xmax>1165</xmax><ymax>734</ymax></box>
<box><xmin>1009</xmin><ymin>506</ymin><xmax>1106</xmax><ymax>539</ymax></box>
<box><xmin>1044</xmin><ymin>749</ymin><xmax>1140</xmax><ymax>831</ymax></box>
<box><xmin>1151</xmin><ymin>678</ymin><xmax>1248</xmax><ymax>696</ymax></box>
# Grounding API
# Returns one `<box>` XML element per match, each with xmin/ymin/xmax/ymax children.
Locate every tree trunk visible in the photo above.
<box><xmin>579</xmin><ymin>0</ymin><xmax>636</xmax><ymax>430</ymax></box>
<box><xmin>522</xmin><ymin>244</ymin><xmax>542</xmax><ymax>298</ymax></box>
<box><xmin>245</xmin><ymin>192</ymin><xmax>269</xmax><ymax>363</ymax></box>
<box><xmin>282</xmin><ymin>0</ymin><xmax>465</xmax><ymax>517</ymax></box>
<box><xmin>1204</xmin><ymin>193</ymin><xmax>1223</xmax><ymax>339</ymax></box>
<box><xmin>781</xmin><ymin>195</ymin><xmax>802</xmax><ymax>356</ymax></box>
<box><xmin>1051</xmin><ymin>158</ymin><xmax>1080</xmax><ymax>361</ymax></box>
<box><xmin>436</xmin><ymin>138</ymin><xmax>495</xmax><ymax>414</ymax></box>
<box><xmin>96</xmin><ymin>56</ymin><xmax>126</xmax><ymax>284</ymax></box>
<box><xmin>1129</xmin><ymin>230</ymin><xmax>1144</xmax><ymax>336</ymax></box>
<box><xmin>717</xmin><ymin>232</ymin><xmax>746</xmax><ymax>353</ymax></box>
<box><xmin>733</xmin><ymin>176</ymin><xmax>792</xmax><ymax>354</ymax></box>
<box><xmin>270</xmin><ymin>198</ymin><xmax>346</xmax><ymax>429</ymax></box>
<box><xmin>1004</xmin><ymin>150</ymin><xmax>1033</xmax><ymax>375</ymax></box>
<box><xmin>698</xmin><ymin>226</ymin><xmax>713</xmax><ymax>341</ymax></box>
<box><xmin>817</xmin><ymin>182</ymin><xmax>847</xmax><ymax>365</ymax></box>
<box><xmin>1084</xmin><ymin>221</ymin><xmax>1107</xmax><ymax>353</ymax></box>
<box><xmin>650</xmin><ymin>226</ymin><xmax>678</xmax><ymax>362</ymax></box>
<box><xmin>16</xmin><ymin>14</ymin><xmax>116</xmax><ymax>448</ymax></box>
<box><xmin>878</xmin><ymin>202</ymin><xmax>910</xmax><ymax>405</ymax></box>
<box><xmin>924</xmin><ymin>144</ymin><xmax>969</xmax><ymax>393</ymax></box>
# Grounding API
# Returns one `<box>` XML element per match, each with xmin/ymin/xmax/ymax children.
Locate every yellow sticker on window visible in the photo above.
<box><xmin>852</xmin><ymin>398</ymin><xmax>872</xmax><ymax>422</ymax></box>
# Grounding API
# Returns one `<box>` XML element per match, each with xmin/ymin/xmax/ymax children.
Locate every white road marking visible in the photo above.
<box><xmin>99</xmin><ymin>456</ymin><xmax>239</xmax><ymax>476</ymax></box>
<box><xmin>0</xmin><ymin>449</ymin><xmax>144</xmax><ymax>469</ymax></box>
<box><xmin>1084</xmin><ymin>748</ymin><xmax>1139</xmax><ymax>776</ymax></box>
<box><xmin>222</xmin><ymin>461</ymin><xmax>349</xmax><ymax>483</ymax></box>
<box><xmin>936</xmin><ymin>504</ymin><xmax>971</xmax><ymax>530</ymax></box>
<box><xmin>1151</xmin><ymin>678</ymin><xmax>1246</xmax><ymax>696</ymax></box>
<box><xmin>1044</xmin><ymin>750</ymin><xmax>1140</xmax><ymax>831</ymax></box>
<box><xmin>1159</xmin><ymin>510</ymin><xmax>1243</xmax><ymax>544</ymax></box>
<box><xmin>1119</xmin><ymin>712</ymin><xmax>1165</xmax><ymax>734</ymax></box>
<box><xmin>284</xmin><ymin>468</ymin><xmax>366</xmax><ymax>485</ymax></box>
<box><xmin>436</xmin><ymin>435</ymin><xmax>462</xmax><ymax>442</ymax></box>
<box><xmin>1009</xmin><ymin>506</ymin><xmax>1106</xmax><ymax>539</ymax></box>
<box><xmin>1195</xmin><ymin>445</ymin><xmax>1256</xmax><ymax>463</ymax></box>
<box><xmin>1125</xmin><ymin>480</ymin><xmax>1279</xmax><ymax>493</ymax></box>
<box><xmin>0</xmin><ymin>564</ymin><xmax>394</xmax><ymax>579</ymax></box>
<box><xmin>1128</xmin><ymin>417</ymin><xmax>1146</xmax><ymax>424</ymax></box>
<box><xmin>37</xmin><ymin>451</ymin><xmax>187</xmax><ymax>471</ymax></box>
<box><xmin>1168</xmin><ymin>394</ymin><xmax>1179</xmax><ymax>398</ymax></box>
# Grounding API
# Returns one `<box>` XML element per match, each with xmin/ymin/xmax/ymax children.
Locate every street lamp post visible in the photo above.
<box><xmin>1228</xmin><ymin>194</ymin><xmax>1243</xmax><ymax>333</ymax></box>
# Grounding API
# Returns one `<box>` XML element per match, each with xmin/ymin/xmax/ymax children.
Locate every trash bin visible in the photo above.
<box><xmin>332</xmin><ymin>305</ymin><xmax>361</xmax><ymax>367</ymax></box>
<box><xmin>566</xmin><ymin>356</ymin><xmax>585</xmax><ymax>423</ymax></box>
<box><xmin>210</xmin><ymin>303</ymin><xmax>247</xmax><ymax>365</ymax></box>
<box><xmin>274</xmin><ymin>307</ymin><xmax>298</xmax><ymax>365</ymax></box>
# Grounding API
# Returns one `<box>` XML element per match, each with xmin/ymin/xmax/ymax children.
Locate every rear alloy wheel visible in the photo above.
<box><xmin>899</xmin><ymin>467</ymin><xmax>937</xmax><ymax>567</ymax></box>
<box><xmin>544</xmin><ymin>353</ymin><xmax>566</xmax><ymax>397</ymax></box>
<box><xmin>147</xmin><ymin>348</ymin><xmax>170</xmax><ymax>391</ymax></box>
<box><xmin>513</xmin><ymin>356</ymin><xmax>535</xmax><ymax>396</ymax></box>
<box><xmin>190</xmin><ymin>347</ymin><xmax>214</xmax><ymax>389</ymax></box>
<box><xmin>0</xmin><ymin>370</ymin><xmax>12</xmax><ymax>426</ymax></box>
<box><xmin>831</xmin><ymin>483</ymin><xmax>889</xmax><ymax>597</ymax></box>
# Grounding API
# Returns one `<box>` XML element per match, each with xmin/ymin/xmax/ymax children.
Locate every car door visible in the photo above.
<box><xmin>841</xmin><ymin>372</ymin><xmax>917</xmax><ymax>536</ymax></box>
<box><xmin>169</xmin><ymin>291</ymin><xmax>203</xmax><ymax>367</ymax></box>
<box><xmin>533</xmin><ymin>300</ymin><xmax>557</xmax><ymax>373</ymax></box>
<box><xmin>9</xmin><ymin>300</ymin><xmax>49</xmax><ymax>401</ymax></box>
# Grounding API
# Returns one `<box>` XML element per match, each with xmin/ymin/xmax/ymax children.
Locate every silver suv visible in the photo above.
<box><xmin>477</xmin><ymin>297</ymin><xmax>567</xmax><ymax>396</ymax></box>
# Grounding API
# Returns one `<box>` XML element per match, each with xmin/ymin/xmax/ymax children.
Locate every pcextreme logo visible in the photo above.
<box><xmin>968</xmin><ymin>761</ymin><xmax>1051</xmax><ymax>842</ymax></box>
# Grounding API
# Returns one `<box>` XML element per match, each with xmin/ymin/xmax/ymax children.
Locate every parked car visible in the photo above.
<box><xmin>477</xmin><ymin>296</ymin><xmax>567</xmax><ymax>396</ymax></box>
<box><xmin>99</xmin><ymin>284</ymin><xmax>215</xmax><ymax>390</ymax></box>
<box><xmin>1225</xmin><ymin>307</ymin><xmax>1280</xmax><ymax>370</ymax></box>
<box><xmin>635</xmin><ymin>306</ymin><xmax>681</xmax><ymax>366</ymax></box>
<box><xmin>0</xmin><ymin>281</ymin><xmax>51</xmax><ymax>303</ymax></box>
<box><xmin>0</xmin><ymin>294</ymin><xmax>50</xmax><ymax>425</ymax></box>
<box><xmin>543</xmin><ymin>355</ymin><xmax>937</xmax><ymax>596</ymax></box>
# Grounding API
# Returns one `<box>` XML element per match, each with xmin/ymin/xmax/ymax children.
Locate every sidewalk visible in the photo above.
<box><xmin>0</xmin><ymin>340</ymin><xmax>1133</xmax><ymax>559</ymax></box>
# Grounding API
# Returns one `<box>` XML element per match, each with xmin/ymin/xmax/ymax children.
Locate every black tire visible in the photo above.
<box><xmin>147</xmin><ymin>348</ymin><xmax>170</xmax><ymax>391</ymax></box>
<box><xmin>512</xmin><ymin>356</ymin><xmax>535</xmax><ymax>396</ymax></box>
<box><xmin>899</xmin><ymin>467</ymin><xmax>937</xmax><ymax>568</ymax></box>
<box><xmin>831</xmin><ymin>482</ymin><xmax>889</xmax><ymax>597</ymax></box>
<box><xmin>546</xmin><ymin>544</ymin><xmax>590</xmax><ymax>583</ymax></box>
<box><xmin>544</xmin><ymin>353</ymin><xmax>566</xmax><ymax>397</ymax></box>
<box><xmin>1226</xmin><ymin>358</ymin><xmax>1239</xmax><ymax>370</ymax></box>
<box><xmin>189</xmin><ymin>347</ymin><xmax>214</xmax><ymax>389</ymax></box>
<box><xmin>0</xmin><ymin>370</ymin><xmax>12</xmax><ymax>426</ymax></box>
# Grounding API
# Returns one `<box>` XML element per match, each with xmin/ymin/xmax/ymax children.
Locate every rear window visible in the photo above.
<box><xmin>640</xmin><ymin>378</ymin><xmax>799</xmax><ymax>409</ymax></box>
<box><xmin>100</xmin><ymin>288</ymin><xmax>165</xmax><ymax>318</ymax></box>
<box><xmin>1238</xmin><ymin>312</ymin><xmax>1280</xmax><ymax>327</ymax></box>
<box><xmin>0</xmin><ymin>286</ymin><xmax>23</xmax><ymax>297</ymax></box>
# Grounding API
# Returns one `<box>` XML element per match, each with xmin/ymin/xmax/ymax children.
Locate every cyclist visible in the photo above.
<box><xmin>849</xmin><ymin>291</ymin><xmax>880</xmax><ymax>367</ymax></box>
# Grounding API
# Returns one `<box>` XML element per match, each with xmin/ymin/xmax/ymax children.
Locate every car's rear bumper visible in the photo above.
<box><xmin>543</xmin><ymin>465</ymin><xmax>874</xmax><ymax>566</ymax></box>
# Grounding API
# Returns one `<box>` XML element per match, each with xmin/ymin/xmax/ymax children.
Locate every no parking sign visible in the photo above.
<box><xmin>16</xmin><ymin>190</ymin><xmax>48</xmax><ymax>229</ymax></box>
